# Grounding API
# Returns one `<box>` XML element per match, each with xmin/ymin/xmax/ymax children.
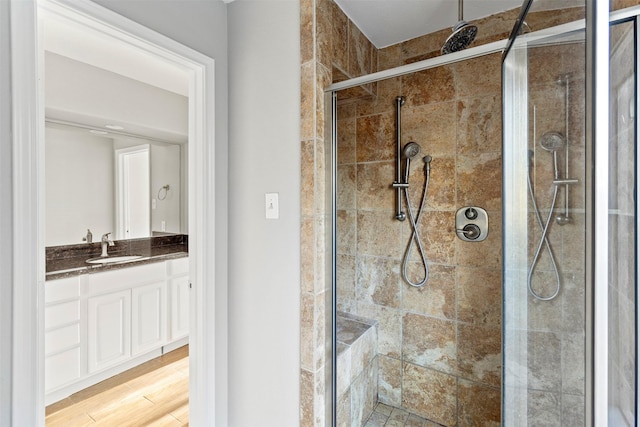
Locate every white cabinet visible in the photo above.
<box><xmin>87</xmin><ymin>289</ymin><xmax>131</xmax><ymax>373</ymax></box>
<box><xmin>44</xmin><ymin>257</ymin><xmax>189</xmax><ymax>405</ymax></box>
<box><xmin>132</xmin><ymin>281</ymin><xmax>166</xmax><ymax>356</ymax></box>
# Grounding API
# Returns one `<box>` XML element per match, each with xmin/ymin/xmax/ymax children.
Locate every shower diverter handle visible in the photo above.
<box><xmin>458</xmin><ymin>224</ymin><xmax>481</xmax><ymax>239</ymax></box>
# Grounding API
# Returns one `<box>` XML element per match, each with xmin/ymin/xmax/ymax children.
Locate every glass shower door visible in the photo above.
<box><xmin>503</xmin><ymin>2</ymin><xmax>639</xmax><ymax>426</ymax></box>
<box><xmin>607</xmin><ymin>16</ymin><xmax>637</xmax><ymax>426</ymax></box>
<box><xmin>503</xmin><ymin>25</ymin><xmax>588</xmax><ymax>425</ymax></box>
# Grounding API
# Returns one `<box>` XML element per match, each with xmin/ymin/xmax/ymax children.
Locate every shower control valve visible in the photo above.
<box><xmin>456</xmin><ymin>206</ymin><xmax>488</xmax><ymax>242</ymax></box>
<box><xmin>464</xmin><ymin>207</ymin><xmax>478</xmax><ymax>220</ymax></box>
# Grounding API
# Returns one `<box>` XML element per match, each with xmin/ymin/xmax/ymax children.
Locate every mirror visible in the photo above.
<box><xmin>45</xmin><ymin>122</ymin><xmax>187</xmax><ymax>246</ymax></box>
<box><xmin>43</xmin><ymin>36</ymin><xmax>190</xmax><ymax>247</ymax></box>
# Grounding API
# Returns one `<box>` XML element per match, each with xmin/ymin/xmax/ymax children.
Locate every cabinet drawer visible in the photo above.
<box><xmin>45</xmin><ymin>276</ymin><xmax>80</xmax><ymax>303</ymax></box>
<box><xmin>45</xmin><ymin>300</ymin><xmax>80</xmax><ymax>329</ymax></box>
<box><xmin>45</xmin><ymin>347</ymin><xmax>81</xmax><ymax>392</ymax></box>
<box><xmin>167</xmin><ymin>257</ymin><xmax>189</xmax><ymax>276</ymax></box>
<box><xmin>45</xmin><ymin>323</ymin><xmax>80</xmax><ymax>356</ymax></box>
<box><xmin>87</xmin><ymin>263</ymin><xmax>164</xmax><ymax>295</ymax></box>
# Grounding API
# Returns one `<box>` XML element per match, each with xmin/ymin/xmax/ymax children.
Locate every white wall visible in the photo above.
<box><xmin>45</xmin><ymin>125</ymin><xmax>116</xmax><ymax>246</ymax></box>
<box><xmin>0</xmin><ymin>0</ymin><xmax>13</xmax><ymax>424</ymax></box>
<box><xmin>228</xmin><ymin>1</ymin><xmax>301</xmax><ymax>425</ymax></box>
<box><xmin>45</xmin><ymin>51</ymin><xmax>189</xmax><ymax>143</ymax></box>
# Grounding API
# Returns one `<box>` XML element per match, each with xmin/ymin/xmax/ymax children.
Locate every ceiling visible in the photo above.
<box><xmin>333</xmin><ymin>0</ymin><xmax>522</xmax><ymax>48</ymax></box>
<box><xmin>332</xmin><ymin>0</ymin><xmax>582</xmax><ymax>48</ymax></box>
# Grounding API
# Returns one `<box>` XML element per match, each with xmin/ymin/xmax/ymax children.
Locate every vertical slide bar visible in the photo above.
<box><xmin>394</xmin><ymin>96</ymin><xmax>405</xmax><ymax>221</ymax></box>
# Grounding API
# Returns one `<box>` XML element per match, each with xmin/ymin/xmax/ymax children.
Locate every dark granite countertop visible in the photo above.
<box><xmin>46</xmin><ymin>234</ymin><xmax>188</xmax><ymax>281</ymax></box>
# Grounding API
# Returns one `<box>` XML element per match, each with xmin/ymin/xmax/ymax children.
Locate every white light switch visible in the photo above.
<box><xmin>265</xmin><ymin>193</ymin><xmax>279</xmax><ymax>219</ymax></box>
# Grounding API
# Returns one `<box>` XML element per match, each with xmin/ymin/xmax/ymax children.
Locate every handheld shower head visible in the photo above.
<box><xmin>539</xmin><ymin>131</ymin><xmax>565</xmax><ymax>180</ymax></box>
<box><xmin>403</xmin><ymin>142</ymin><xmax>421</xmax><ymax>159</ymax></box>
<box><xmin>402</xmin><ymin>142</ymin><xmax>421</xmax><ymax>183</ymax></box>
<box><xmin>540</xmin><ymin>131</ymin><xmax>565</xmax><ymax>152</ymax></box>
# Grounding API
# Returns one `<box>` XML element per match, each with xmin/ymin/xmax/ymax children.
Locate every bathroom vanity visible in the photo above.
<box><xmin>44</xmin><ymin>236</ymin><xmax>189</xmax><ymax>405</ymax></box>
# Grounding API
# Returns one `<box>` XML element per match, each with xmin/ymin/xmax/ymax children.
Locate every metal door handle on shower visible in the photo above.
<box><xmin>553</xmin><ymin>179</ymin><xmax>579</xmax><ymax>185</ymax></box>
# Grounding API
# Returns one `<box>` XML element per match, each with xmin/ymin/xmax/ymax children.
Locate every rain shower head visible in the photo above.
<box><xmin>403</xmin><ymin>142</ymin><xmax>421</xmax><ymax>159</ymax></box>
<box><xmin>441</xmin><ymin>0</ymin><xmax>478</xmax><ymax>55</ymax></box>
<box><xmin>540</xmin><ymin>131</ymin><xmax>565</xmax><ymax>152</ymax></box>
<box><xmin>441</xmin><ymin>22</ymin><xmax>478</xmax><ymax>55</ymax></box>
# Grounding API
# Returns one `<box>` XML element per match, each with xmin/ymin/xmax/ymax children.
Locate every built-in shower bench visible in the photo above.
<box><xmin>336</xmin><ymin>312</ymin><xmax>378</xmax><ymax>425</ymax></box>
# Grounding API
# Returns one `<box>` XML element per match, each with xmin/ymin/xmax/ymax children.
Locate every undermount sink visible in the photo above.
<box><xmin>86</xmin><ymin>255</ymin><xmax>144</xmax><ymax>265</ymax></box>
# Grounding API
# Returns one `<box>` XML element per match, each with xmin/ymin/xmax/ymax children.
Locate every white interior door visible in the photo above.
<box><xmin>116</xmin><ymin>145</ymin><xmax>150</xmax><ymax>240</ymax></box>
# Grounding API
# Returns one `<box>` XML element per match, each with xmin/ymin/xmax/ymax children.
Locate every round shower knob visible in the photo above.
<box><xmin>464</xmin><ymin>207</ymin><xmax>478</xmax><ymax>220</ymax></box>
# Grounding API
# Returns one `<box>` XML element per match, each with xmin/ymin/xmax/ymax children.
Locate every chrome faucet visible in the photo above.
<box><xmin>101</xmin><ymin>232</ymin><xmax>114</xmax><ymax>257</ymax></box>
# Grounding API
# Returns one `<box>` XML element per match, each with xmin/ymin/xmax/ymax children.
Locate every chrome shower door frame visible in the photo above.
<box><xmin>502</xmin><ymin>42</ymin><xmax>530</xmax><ymax>425</ymax></box>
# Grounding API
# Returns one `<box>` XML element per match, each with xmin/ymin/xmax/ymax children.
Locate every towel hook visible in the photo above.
<box><xmin>158</xmin><ymin>184</ymin><xmax>170</xmax><ymax>200</ymax></box>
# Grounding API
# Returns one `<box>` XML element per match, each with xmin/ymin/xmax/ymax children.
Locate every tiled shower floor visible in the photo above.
<box><xmin>363</xmin><ymin>403</ymin><xmax>444</xmax><ymax>427</ymax></box>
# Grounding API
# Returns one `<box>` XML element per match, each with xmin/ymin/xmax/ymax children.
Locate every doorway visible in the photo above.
<box><xmin>8</xmin><ymin>0</ymin><xmax>221</xmax><ymax>424</ymax></box>
<box><xmin>115</xmin><ymin>145</ymin><xmax>151</xmax><ymax>240</ymax></box>
<box><xmin>42</xmin><ymin>4</ymin><xmax>188</xmax><ymax>424</ymax></box>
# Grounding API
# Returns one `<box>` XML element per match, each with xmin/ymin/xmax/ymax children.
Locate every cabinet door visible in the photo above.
<box><xmin>132</xmin><ymin>281</ymin><xmax>166</xmax><ymax>356</ymax></box>
<box><xmin>170</xmin><ymin>276</ymin><xmax>190</xmax><ymax>340</ymax></box>
<box><xmin>87</xmin><ymin>290</ymin><xmax>131</xmax><ymax>373</ymax></box>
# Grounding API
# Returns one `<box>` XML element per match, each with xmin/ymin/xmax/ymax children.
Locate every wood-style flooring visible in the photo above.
<box><xmin>46</xmin><ymin>345</ymin><xmax>189</xmax><ymax>426</ymax></box>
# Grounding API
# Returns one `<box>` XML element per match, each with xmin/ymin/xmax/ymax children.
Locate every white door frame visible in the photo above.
<box><xmin>9</xmin><ymin>0</ymin><xmax>223</xmax><ymax>425</ymax></box>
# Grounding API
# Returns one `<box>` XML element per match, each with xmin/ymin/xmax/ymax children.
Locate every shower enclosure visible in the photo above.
<box><xmin>325</xmin><ymin>1</ymin><xmax>639</xmax><ymax>426</ymax></box>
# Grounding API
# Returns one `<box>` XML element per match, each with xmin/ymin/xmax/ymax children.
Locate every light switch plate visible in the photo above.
<box><xmin>265</xmin><ymin>193</ymin><xmax>279</xmax><ymax>219</ymax></box>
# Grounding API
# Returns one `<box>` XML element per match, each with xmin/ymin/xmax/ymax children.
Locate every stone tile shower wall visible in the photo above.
<box><xmin>337</xmin><ymin>53</ymin><xmax>503</xmax><ymax>425</ymax></box>
<box><xmin>300</xmin><ymin>1</ymin><xmax>588</xmax><ymax>425</ymax></box>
